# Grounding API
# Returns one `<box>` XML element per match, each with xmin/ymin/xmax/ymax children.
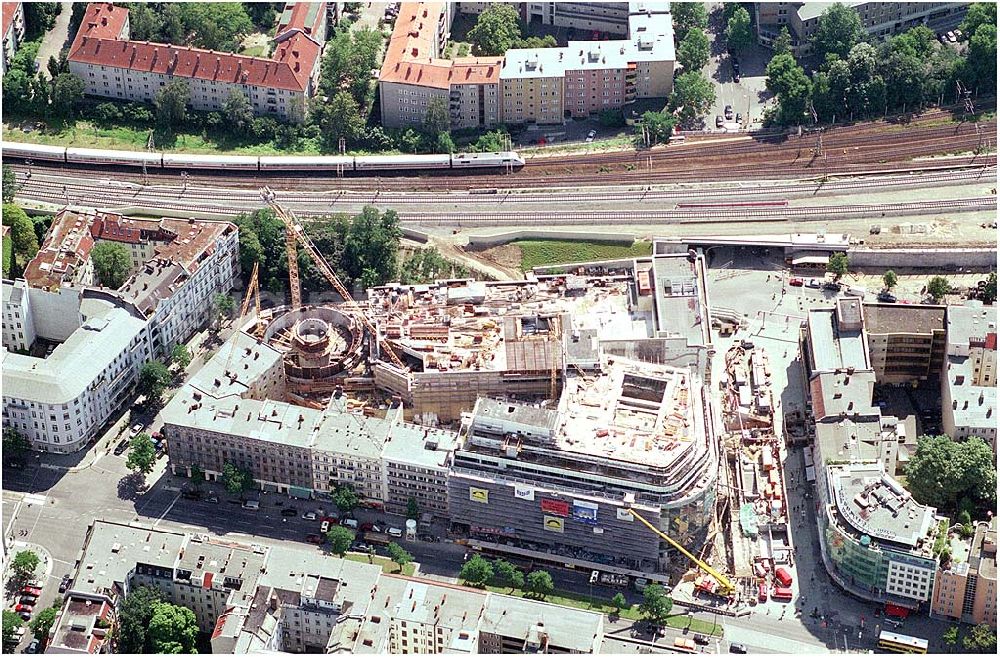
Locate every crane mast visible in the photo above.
<box><xmin>265</xmin><ymin>197</ymin><xmax>407</xmax><ymax>371</ymax></box>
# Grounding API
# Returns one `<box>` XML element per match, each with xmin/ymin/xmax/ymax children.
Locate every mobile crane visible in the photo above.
<box><xmin>265</xmin><ymin>197</ymin><xmax>407</xmax><ymax>371</ymax></box>
<box><xmin>628</xmin><ymin>508</ymin><xmax>736</xmax><ymax>597</ymax></box>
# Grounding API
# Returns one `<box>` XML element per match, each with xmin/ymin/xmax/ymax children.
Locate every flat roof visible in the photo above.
<box><xmin>500</xmin><ymin>46</ymin><xmax>567</xmax><ymax>79</ymax></box>
<box><xmin>382</xmin><ymin>421</ymin><xmax>458</xmax><ymax>470</ymax></box>
<box><xmin>945</xmin><ymin>356</ymin><xmax>997</xmax><ymax>429</ymax></box>
<box><xmin>864</xmin><ymin>304</ymin><xmax>946</xmax><ymax>336</ymax></box>
<box><xmin>479</xmin><ymin>593</ymin><xmax>603</xmax><ymax>652</ymax></box>
<box><xmin>651</xmin><ymin>254</ymin><xmax>708</xmax><ymax>346</ymax></box>
<box><xmin>947</xmin><ymin>301</ymin><xmax>997</xmax><ymax>349</ymax></box>
<box><xmin>807</xmin><ymin>307</ymin><xmax>869</xmax><ymax>373</ymax></box>
<box><xmin>829</xmin><ymin>464</ymin><xmax>936</xmax><ymax>550</ymax></box>
<box><xmin>810</xmin><ymin>370</ymin><xmax>879</xmax><ymax>421</ymax></box>
<box><xmin>74</xmin><ymin>520</ymin><xmax>186</xmax><ymax>596</ymax></box>
<box><xmin>2</xmin><ymin>302</ymin><xmax>146</xmax><ymax>405</ymax></box>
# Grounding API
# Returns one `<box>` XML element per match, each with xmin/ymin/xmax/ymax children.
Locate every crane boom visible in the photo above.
<box><xmin>628</xmin><ymin>508</ymin><xmax>735</xmax><ymax>595</ymax></box>
<box><xmin>267</xmin><ymin>200</ymin><xmax>407</xmax><ymax>371</ymax></box>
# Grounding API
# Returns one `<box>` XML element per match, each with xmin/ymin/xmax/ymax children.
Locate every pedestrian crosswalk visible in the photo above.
<box><xmin>22</xmin><ymin>493</ymin><xmax>47</xmax><ymax>506</ymax></box>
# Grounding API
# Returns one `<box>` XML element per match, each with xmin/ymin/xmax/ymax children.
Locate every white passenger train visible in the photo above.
<box><xmin>2</xmin><ymin>142</ymin><xmax>524</xmax><ymax>172</ymax></box>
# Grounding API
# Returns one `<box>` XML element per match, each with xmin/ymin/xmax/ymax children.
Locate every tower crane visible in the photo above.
<box><xmin>265</xmin><ymin>196</ymin><xmax>407</xmax><ymax>371</ymax></box>
<box><xmin>224</xmin><ymin>261</ymin><xmax>262</xmax><ymax>377</ymax></box>
<box><xmin>628</xmin><ymin>508</ymin><xmax>735</xmax><ymax>596</ymax></box>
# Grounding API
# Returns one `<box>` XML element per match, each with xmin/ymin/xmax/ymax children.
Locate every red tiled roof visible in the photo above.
<box><xmin>2</xmin><ymin>2</ymin><xmax>21</xmax><ymax>37</ymax></box>
<box><xmin>70</xmin><ymin>3</ymin><xmax>127</xmax><ymax>51</ymax></box>
<box><xmin>276</xmin><ymin>2</ymin><xmax>326</xmax><ymax>38</ymax></box>
<box><xmin>68</xmin><ymin>3</ymin><xmax>321</xmax><ymax>93</ymax></box>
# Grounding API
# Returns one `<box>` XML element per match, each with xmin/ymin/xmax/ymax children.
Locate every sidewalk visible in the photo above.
<box><xmin>34</xmin><ymin>2</ymin><xmax>73</xmax><ymax>78</ymax></box>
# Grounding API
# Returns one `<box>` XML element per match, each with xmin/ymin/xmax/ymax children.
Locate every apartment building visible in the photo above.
<box><xmin>1</xmin><ymin>279</ymin><xmax>35</xmax><ymax>352</ymax></box>
<box><xmin>67</xmin><ymin>3</ymin><xmax>324</xmax><ymax>123</ymax></box>
<box><xmin>864</xmin><ymin>303</ymin><xmax>947</xmax><ymax>385</ymax></box>
<box><xmin>941</xmin><ymin>301</ymin><xmax>997</xmax><ymax>447</ymax></box>
<box><xmin>1</xmin><ymin>1</ymin><xmax>24</xmax><ymax>75</ymax></box>
<box><xmin>930</xmin><ymin>518</ymin><xmax>997</xmax><ymax>626</ymax></box>
<box><xmin>755</xmin><ymin>2</ymin><xmax>968</xmax><ymax>54</ymax></box>
<box><xmin>380</xmin><ymin>1</ymin><xmax>673</xmax><ymax>128</ymax></box>
<box><xmin>524</xmin><ymin>2</ymin><xmax>632</xmax><ymax>36</ymax></box>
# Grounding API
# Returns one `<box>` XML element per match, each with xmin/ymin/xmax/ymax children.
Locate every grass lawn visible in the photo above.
<box><xmin>2</xmin><ymin>236</ymin><xmax>11</xmax><ymax>278</ymax></box>
<box><xmin>515</xmin><ymin>239</ymin><xmax>653</xmax><ymax>271</ymax></box>
<box><xmin>239</xmin><ymin>44</ymin><xmax>271</xmax><ymax>57</ymax></box>
<box><xmin>343</xmin><ymin>552</ymin><xmax>416</xmax><ymax>576</ymax></box>
<box><xmin>521</xmin><ymin>134</ymin><xmax>636</xmax><ymax>156</ymax></box>
<box><xmin>483</xmin><ymin>584</ymin><xmax>723</xmax><ymax>635</ymax></box>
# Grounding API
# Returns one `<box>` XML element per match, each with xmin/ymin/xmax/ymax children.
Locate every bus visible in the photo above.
<box><xmin>877</xmin><ymin>631</ymin><xmax>928</xmax><ymax>654</ymax></box>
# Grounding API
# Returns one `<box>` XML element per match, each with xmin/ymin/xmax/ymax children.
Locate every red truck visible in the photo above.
<box><xmin>774</xmin><ymin>566</ymin><xmax>793</xmax><ymax>588</ymax></box>
<box><xmin>772</xmin><ymin>586</ymin><xmax>793</xmax><ymax>602</ymax></box>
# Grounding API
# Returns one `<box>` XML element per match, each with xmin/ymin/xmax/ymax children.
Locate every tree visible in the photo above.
<box><xmin>980</xmin><ymin>272</ymin><xmax>996</xmax><ymax>305</ymax></box>
<box><xmin>2</xmin><ymin>69</ymin><xmax>33</xmax><ymax>114</ymax></box>
<box><xmin>155</xmin><ymin>79</ymin><xmax>190</xmax><ymax>129</ymax></box>
<box><xmin>223</xmin><ymin>88</ymin><xmax>255</xmax><ymax>136</ymax></box>
<box><xmin>672</xmin><ymin>2</ymin><xmax>707</xmax><ymax>41</ymax></box>
<box><xmin>725</xmin><ymin>7</ymin><xmax>753</xmax><ymax>53</ymax></box>
<box><xmin>89</xmin><ymin>241</ymin><xmax>132</xmax><ymax>289</ymax></box>
<box><xmin>116</xmin><ymin>586</ymin><xmax>163</xmax><ymax>654</ymax></box>
<box><xmin>148</xmin><ymin>601</ymin><xmax>198</xmax><ymax>654</ymax></box>
<box><xmin>28</xmin><ymin>606</ymin><xmax>58</xmax><ymax>641</ymax></box>
<box><xmin>127</xmin><ymin>2</ymin><xmax>163</xmax><ymax>41</ymax></box>
<box><xmin>904</xmin><ymin>435</ymin><xmax>997</xmax><ymax>510</ymax></box>
<box><xmin>3</xmin><ymin>165</ymin><xmax>17</xmax><ymax>203</ymax></box>
<box><xmin>882</xmin><ymin>270</ymin><xmax>898</xmax><ymax>291</ymax></box>
<box><xmin>524</xmin><ymin>570</ymin><xmax>555</xmax><ymax>599</ymax></box>
<box><xmin>212</xmin><ymin>292</ymin><xmax>235</xmax><ymax>326</ymax></box>
<box><xmin>943</xmin><ymin>626</ymin><xmax>958</xmax><ymax>647</ymax></box>
<box><xmin>459</xmin><ymin>554</ymin><xmax>494</xmax><ymax>588</ymax></box>
<box><xmin>326</xmin><ymin>526</ymin><xmax>355</xmax><ymax>556</ymax></box>
<box><xmin>678</xmin><ymin>28</ymin><xmax>710</xmax><ymax>73</ymax></box>
<box><xmin>473</xmin><ymin>129</ymin><xmax>509</xmax><ymax>152</ymax></box>
<box><xmin>826</xmin><ymin>252</ymin><xmax>849</xmax><ymax>279</ymax></box>
<box><xmin>637</xmin><ymin>110</ymin><xmax>677</xmax><ymax>145</ymax></box>
<box><xmin>2</xmin><ymin>611</ymin><xmax>24</xmax><ymax>647</ymax></box>
<box><xmin>669</xmin><ymin>72</ymin><xmax>716</xmax><ymax>126</ymax></box>
<box><xmin>423</xmin><ymin>97</ymin><xmax>451</xmax><ymax>137</ymax></box>
<box><xmin>387</xmin><ymin>543</ymin><xmax>414</xmax><ymax>573</ymax></box>
<box><xmin>927</xmin><ymin>276</ymin><xmax>950</xmax><ymax>302</ymax></box>
<box><xmin>639</xmin><ymin>584</ymin><xmax>672</xmax><ymax>625</ymax></box>
<box><xmin>221</xmin><ymin>462</ymin><xmax>254</xmax><ymax>498</ymax></box>
<box><xmin>332</xmin><ymin>484</ymin><xmax>359</xmax><ymax>514</ymax></box>
<box><xmin>3</xmin><ymin>204</ymin><xmax>39</xmax><ymax>262</ymax></box>
<box><xmin>190</xmin><ymin>465</ymin><xmax>205</xmax><ymax>489</ymax></box>
<box><xmin>23</xmin><ymin>2</ymin><xmax>60</xmax><ymax>40</ymax></box>
<box><xmin>491</xmin><ymin>559</ymin><xmax>524</xmax><ymax>592</ymax></box>
<box><xmin>773</xmin><ymin>26</ymin><xmax>793</xmax><ymax>56</ymax></box>
<box><xmin>963</xmin><ymin>624</ymin><xmax>997</xmax><ymax>654</ymax></box>
<box><xmin>611</xmin><ymin>592</ymin><xmax>628</xmax><ymax>612</ymax></box>
<box><xmin>317</xmin><ymin>27</ymin><xmax>382</xmax><ymax>108</ymax></box>
<box><xmin>765</xmin><ymin>53</ymin><xmax>811</xmax><ymax>125</ymax></box>
<box><xmin>598</xmin><ymin>109</ymin><xmax>625</xmax><ymax>127</ymax></box>
<box><xmin>312</xmin><ymin>91</ymin><xmax>366</xmax><ymax>151</ymax></box>
<box><xmin>3</xmin><ymin>427</ymin><xmax>31</xmax><ymax>460</ymax></box>
<box><xmin>435</xmin><ymin>131</ymin><xmax>456</xmax><ymax>154</ymax></box>
<box><xmin>343</xmin><ymin>206</ymin><xmax>401</xmax><ymax>287</ymax></box>
<box><xmin>468</xmin><ymin>3</ymin><xmax>521</xmax><ymax>56</ymax></box>
<box><xmin>11</xmin><ymin>550</ymin><xmax>40</xmax><ymax>583</ymax></box>
<box><xmin>50</xmin><ymin>73</ymin><xmax>84</xmax><ymax>118</ymax></box>
<box><xmin>961</xmin><ymin>4</ymin><xmax>998</xmax><ymax>42</ymax></box>
<box><xmin>406</xmin><ymin>497</ymin><xmax>420</xmax><ymax>521</ymax></box>
<box><xmin>966</xmin><ymin>24</ymin><xmax>997</xmax><ymax>93</ymax></box>
<box><xmin>812</xmin><ymin>3</ymin><xmax>865</xmax><ymax>60</ymax></box>
<box><xmin>170</xmin><ymin>343</ymin><xmax>192</xmax><ymax>370</ymax></box>
<box><xmin>175</xmin><ymin>3</ymin><xmax>254</xmax><ymax>52</ymax></box>
<box><xmin>126</xmin><ymin>433</ymin><xmax>157</xmax><ymax>475</ymax></box>
<box><xmin>138</xmin><ymin>360</ymin><xmax>172</xmax><ymax>407</ymax></box>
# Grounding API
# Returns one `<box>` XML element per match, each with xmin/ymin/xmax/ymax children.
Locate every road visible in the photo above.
<box><xmin>34</xmin><ymin>2</ymin><xmax>73</xmax><ymax>78</ymax></box>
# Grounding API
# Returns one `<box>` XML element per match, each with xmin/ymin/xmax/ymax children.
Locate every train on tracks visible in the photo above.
<box><xmin>2</xmin><ymin>142</ymin><xmax>525</xmax><ymax>172</ymax></box>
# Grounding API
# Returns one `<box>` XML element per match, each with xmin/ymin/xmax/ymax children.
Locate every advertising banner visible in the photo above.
<box><xmin>513</xmin><ymin>484</ymin><xmax>535</xmax><ymax>501</ymax></box>
<box><xmin>541</xmin><ymin>498</ymin><xmax>569</xmax><ymax>516</ymax></box>
<box><xmin>543</xmin><ymin>516</ymin><xmax>565</xmax><ymax>533</ymax></box>
<box><xmin>572</xmin><ymin>500</ymin><xmax>599</xmax><ymax>525</ymax></box>
<box><xmin>617</xmin><ymin>508</ymin><xmax>634</xmax><ymax>521</ymax></box>
<box><xmin>470</xmin><ymin>487</ymin><xmax>489</xmax><ymax>504</ymax></box>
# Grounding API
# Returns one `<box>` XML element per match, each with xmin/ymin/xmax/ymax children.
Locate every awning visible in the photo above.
<box><xmin>885</xmin><ymin>602</ymin><xmax>910</xmax><ymax>618</ymax></box>
<box><xmin>289</xmin><ymin>485</ymin><xmax>312</xmax><ymax>499</ymax></box>
<box><xmin>791</xmin><ymin>254</ymin><xmax>830</xmax><ymax>266</ymax></box>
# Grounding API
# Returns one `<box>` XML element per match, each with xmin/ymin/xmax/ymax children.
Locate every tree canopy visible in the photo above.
<box><xmin>670</xmin><ymin>72</ymin><xmax>716</xmax><ymax>126</ymax></box>
<box><xmin>639</xmin><ymin>583</ymin><xmax>673</xmax><ymax>624</ymax></box>
<box><xmin>765</xmin><ymin>53</ymin><xmax>812</xmax><ymax>125</ymax></box>
<box><xmin>343</xmin><ymin>206</ymin><xmax>402</xmax><ymax>288</ymax></box>
<box><xmin>170</xmin><ymin>343</ymin><xmax>192</xmax><ymax>370</ymax></box>
<box><xmin>148</xmin><ymin>601</ymin><xmax>199</xmax><ymax>654</ymax></box>
<box><xmin>678</xmin><ymin>27</ymin><xmax>710</xmax><ymax>73</ymax></box>
<box><xmin>387</xmin><ymin>543</ymin><xmax>414</xmax><ymax>572</ymax></box>
<box><xmin>406</xmin><ymin>497</ymin><xmax>420</xmax><ymax>520</ymax></box>
<box><xmin>524</xmin><ymin>570</ymin><xmax>555</xmax><ymax>599</ymax></box>
<box><xmin>332</xmin><ymin>484</ymin><xmax>359</xmax><ymax>513</ymax></box>
<box><xmin>2</xmin><ymin>165</ymin><xmax>16</xmax><ymax>204</ymax></box>
<box><xmin>459</xmin><ymin>554</ymin><xmax>493</xmax><ymax>587</ymax></box>
<box><xmin>116</xmin><ymin>586</ymin><xmax>163</xmax><ymax>653</ymax></box>
<box><xmin>811</xmin><ymin>3</ymin><xmax>865</xmax><ymax>60</ymax></box>
<box><xmin>223</xmin><ymin>88</ymin><xmax>254</xmax><ymax>136</ymax></box>
<box><xmin>2</xmin><ymin>204</ymin><xmax>39</xmax><ymax>266</ymax></box>
<box><xmin>963</xmin><ymin>624</ymin><xmax>997</xmax><ymax>654</ymax></box>
<box><xmin>28</xmin><ymin>606</ymin><xmax>58</xmax><ymax>641</ymax></box>
<box><xmin>904</xmin><ymin>435</ymin><xmax>996</xmax><ymax>511</ymax></box>
<box><xmin>3</xmin><ymin>427</ymin><xmax>31</xmax><ymax>460</ymax></box>
<box><xmin>927</xmin><ymin>276</ymin><xmax>951</xmax><ymax>301</ymax></box>
<box><xmin>11</xmin><ymin>550</ymin><xmax>39</xmax><ymax>582</ymax></box>
<box><xmin>827</xmin><ymin>252</ymin><xmax>849</xmax><ymax>279</ymax></box>
<box><xmin>961</xmin><ymin>4</ymin><xmax>997</xmax><ymax>42</ymax></box>
<box><xmin>221</xmin><ymin>462</ymin><xmax>254</xmax><ymax>498</ymax></box>
<box><xmin>491</xmin><ymin>559</ymin><xmax>524</xmax><ymax>592</ymax></box>
<box><xmin>637</xmin><ymin>110</ymin><xmax>678</xmax><ymax>145</ymax></box>
<box><xmin>882</xmin><ymin>270</ymin><xmax>898</xmax><ymax>291</ymax></box>
<box><xmin>326</xmin><ymin>526</ymin><xmax>355</xmax><ymax>556</ymax></box>
<box><xmin>672</xmin><ymin>2</ymin><xmax>707</xmax><ymax>41</ymax></box>
<box><xmin>138</xmin><ymin>360</ymin><xmax>172</xmax><ymax>407</ymax></box>
<box><xmin>126</xmin><ymin>433</ymin><xmax>157</xmax><ymax>475</ymax></box>
<box><xmin>772</xmin><ymin>26</ymin><xmax>793</xmax><ymax>56</ymax></box>
<box><xmin>2</xmin><ymin>611</ymin><xmax>24</xmax><ymax>647</ymax></box>
<box><xmin>155</xmin><ymin>79</ymin><xmax>191</xmax><ymax>129</ymax></box>
<box><xmin>90</xmin><ymin>241</ymin><xmax>132</xmax><ymax>289</ymax></box>
<box><xmin>468</xmin><ymin>4</ymin><xmax>522</xmax><ymax>56</ymax></box>
<box><xmin>725</xmin><ymin>6</ymin><xmax>753</xmax><ymax>52</ymax></box>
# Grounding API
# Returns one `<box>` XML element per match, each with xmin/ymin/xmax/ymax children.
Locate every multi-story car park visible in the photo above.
<box><xmin>1</xmin><ymin>1</ymin><xmax>25</xmax><ymax>75</ymax></box>
<box><xmin>2</xmin><ymin>209</ymin><xmax>238</xmax><ymax>453</ymax></box>
<box><xmin>67</xmin><ymin>2</ymin><xmax>325</xmax><ymax>123</ymax></box>
<box><xmin>380</xmin><ymin>1</ymin><xmax>674</xmax><ymax>129</ymax></box>
<box><xmin>48</xmin><ymin>519</ymin><xmax>605</xmax><ymax>654</ymax></box>
<box><xmin>754</xmin><ymin>2</ymin><xmax>968</xmax><ymax>55</ymax></box>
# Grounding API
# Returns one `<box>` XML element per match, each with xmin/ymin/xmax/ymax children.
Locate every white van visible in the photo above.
<box><xmin>342</xmin><ymin>519</ymin><xmax>359</xmax><ymax>529</ymax></box>
<box><xmin>242</xmin><ymin>500</ymin><xmax>259</xmax><ymax>511</ymax></box>
<box><xmin>388</xmin><ymin>527</ymin><xmax>403</xmax><ymax>538</ymax></box>
<box><xmin>845</xmin><ymin>285</ymin><xmax>866</xmax><ymax>298</ymax></box>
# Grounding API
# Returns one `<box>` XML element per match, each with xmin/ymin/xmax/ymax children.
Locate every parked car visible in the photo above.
<box><xmin>17</xmin><ymin>611</ymin><xmax>31</xmax><ymax>621</ymax></box>
<box><xmin>946</xmin><ymin>31</ymin><xmax>956</xmax><ymax>42</ymax></box>
<box><xmin>877</xmin><ymin>291</ymin><xmax>897</xmax><ymax>303</ymax></box>
<box><xmin>735</xmin><ymin>112</ymin><xmax>743</xmax><ymax>124</ymax></box>
<box><xmin>114</xmin><ymin>440</ymin><xmax>130</xmax><ymax>456</ymax></box>
<box><xmin>789</xmin><ymin>277</ymin><xmax>804</xmax><ymax>287</ymax></box>
<box><xmin>21</xmin><ymin>586</ymin><xmax>42</xmax><ymax>596</ymax></box>
<box><xmin>341</xmin><ymin>518</ymin><xmax>359</xmax><ymax>529</ymax></box>
<box><xmin>302</xmin><ymin>512</ymin><xmax>317</xmax><ymax>521</ymax></box>
<box><xmin>59</xmin><ymin>575</ymin><xmax>72</xmax><ymax>593</ymax></box>
<box><xmin>388</xmin><ymin>527</ymin><xmax>403</xmax><ymax>538</ymax></box>
<box><xmin>586</xmin><ymin>130</ymin><xmax>597</xmax><ymax>142</ymax></box>
<box><xmin>14</xmin><ymin>603</ymin><xmax>34</xmax><ymax>612</ymax></box>
<box><xmin>281</xmin><ymin>508</ymin><xmax>297</xmax><ymax>517</ymax></box>
<box><xmin>129</xmin><ymin>424</ymin><xmax>143</xmax><ymax>438</ymax></box>
<box><xmin>715</xmin><ymin>115</ymin><xmax>724</xmax><ymax>127</ymax></box>
<box><xmin>205</xmin><ymin>494</ymin><xmax>219</xmax><ymax>504</ymax></box>
<box><xmin>806</xmin><ymin>278</ymin><xmax>821</xmax><ymax>288</ymax></box>
<box><xmin>730</xmin><ymin>643</ymin><xmax>748</xmax><ymax>654</ymax></box>
<box><xmin>305</xmin><ymin>534</ymin><xmax>323</xmax><ymax>544</ymax></box>
<box><xmin>26</xmin><ymin>639</ymin><xmax>40</xmax><ymax>654</ymax></box>
<box><xmin>360</xmin><ymin>522</ymin><xmax>375</xmax><ymax>532</ymax></box>
<box><xmin>724</xmin><ymin>105</ymin><xmax>734</xmax><ymax>120</ymax></box>
<box><xmin>694</xmin><ymin>634</ymin><xmax>710</xmax><ymax>645</ymax></box>
<box><xmin>823</xmin><ymin>281</ymin><xmax>841</xmax><ymax>291</ymax></box>
<box><xmin>19</xmin><ymin>594</ymin><xmax>38</xmax><ymax>604</ymax></box>
<box><xmin>320</xmin><ymin>521</ymin><xmax>331</xmax><ymax>533</ymax></box>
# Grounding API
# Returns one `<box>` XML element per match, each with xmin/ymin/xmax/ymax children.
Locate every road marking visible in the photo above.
<box><xmin>39</xmin><ymin>463</ymin><xmax>67</xmax><ymax>471</ymax></box>
<box><xmin>152</xmin><ymin>492</ymin><xmax>182</xmax><ymax>528</ymax></box>
<box><xmin>22</xmin><ymin>493</ymin><xmax>47</xmax><ymax>506</ymax></box>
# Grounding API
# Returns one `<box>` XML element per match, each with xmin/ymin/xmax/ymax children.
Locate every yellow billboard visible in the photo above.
<box><xmin>470</xmin><ymin>487</ymin><xmax>489</xmax><ymax>504</ymax></box>
<box><xmin>543</xmin><ymin>515</ymin><xmax>565</xmax><ymax>533</ymax></box>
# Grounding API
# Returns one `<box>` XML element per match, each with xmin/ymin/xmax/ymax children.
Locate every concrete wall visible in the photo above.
<box><xmin>27</xmin><ymin>286</ymin><xmax>84</xmax><ymax>342</ymax></box>
<box><xmin>848</xmin><ymin>248</ymin><xmax>998</xmax><ymax>269</ymax></box>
